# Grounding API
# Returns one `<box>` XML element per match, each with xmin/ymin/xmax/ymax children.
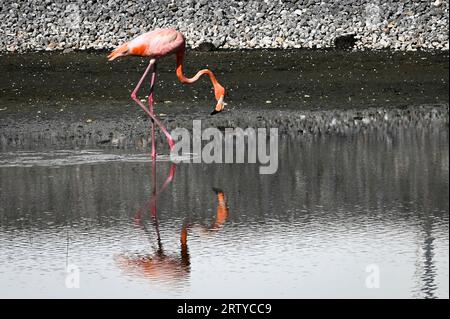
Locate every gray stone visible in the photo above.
<box><xmin>0</xmin><ymin>0</ymin><xmax>448</xmax><ymax>52</ymax></box>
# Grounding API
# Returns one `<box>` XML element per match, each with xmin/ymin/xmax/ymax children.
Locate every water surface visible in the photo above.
<box><xmin>0</xmin><ymin>127</ymin><xmax>448</xmax><ymax>298</ymax></box>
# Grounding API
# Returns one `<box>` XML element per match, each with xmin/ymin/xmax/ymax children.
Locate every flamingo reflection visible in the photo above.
<box><xmin>115</xmin><ymin>160</ymin><xmax>229</xmax><ymax>285</ymax></box>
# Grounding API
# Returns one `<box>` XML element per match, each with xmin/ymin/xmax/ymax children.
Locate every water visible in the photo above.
<box><xmin>0</xmin><ymin>128</ymin><xmax>448</xmax><ymax>298</ymax></box>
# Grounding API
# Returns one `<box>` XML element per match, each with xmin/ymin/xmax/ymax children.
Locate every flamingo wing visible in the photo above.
<box><xmin>131</xmin><ymin>29</ymin><xmax>184</xmax><ymax>57</ymax></box>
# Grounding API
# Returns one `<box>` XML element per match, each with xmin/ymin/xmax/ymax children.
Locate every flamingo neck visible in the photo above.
<box><xmin>176</xmin><ymin>51</ymin><xmax>225</xmax><ymax>100</ymax></box>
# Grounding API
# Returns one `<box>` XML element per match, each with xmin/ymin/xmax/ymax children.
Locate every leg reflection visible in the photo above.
<box><xmin>116</xmin><ymin>161</ymin><xmax>230</xmax><ymax>287</ymax></box>
<box><xmin>116</xmin><ymin>161</ymin><xmax>190</xmax><ymax>284</ymax></box>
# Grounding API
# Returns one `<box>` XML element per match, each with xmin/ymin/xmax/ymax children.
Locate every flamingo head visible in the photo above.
<box><xmin>108</xmin><ymin>43</ymin><xmax>130</xmax><ymax>61</ymax></box>
<box><xmin>211</xmin><ymin>85</ymin><xmax>226</xmax><ymax>115</ymax></box>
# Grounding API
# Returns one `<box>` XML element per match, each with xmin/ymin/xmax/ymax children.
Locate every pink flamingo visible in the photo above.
<box><xmin>108</xmin><ymin>28</ymin><xmax>226</xmax><ymax>160</ymax></box>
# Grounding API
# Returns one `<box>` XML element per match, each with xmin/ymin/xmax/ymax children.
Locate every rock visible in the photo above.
<box><xmin>334</xmin><ymin>34</ymin><xmax>357</xmax><ymax>50</ymax></box>
<box><xmin>196</xmin><ymin>42</ymin><xmax>216</xmax><ymax>51</ymax></box>
<box><xmin>212</xmin><ymin>37</ymin><xmax>226</xmax><ymax>48</ymax></box>
<box><xmin>379</xmin><ymin>39</ymin><xmax>389</xmax><ymax>47</ymax></box>
<box><xmin>275</xmin><ymin>37</ymin><xmax>284</xmax><ymax>44</ymax></box>
<box><xmin>46</xmin><ymin>42</ymin><xmax>57</xmax><ymax>50</ymax></box>
<box><xmin>432</xmin><ymin>0</ymin><xmax>442</xmax><ymax>8</ymax></box>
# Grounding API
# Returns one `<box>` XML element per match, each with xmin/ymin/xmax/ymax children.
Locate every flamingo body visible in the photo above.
<box><xmin>109</xmin><ymin>28</ymin><xmax>185</xmax><ymax>60</ymax></box>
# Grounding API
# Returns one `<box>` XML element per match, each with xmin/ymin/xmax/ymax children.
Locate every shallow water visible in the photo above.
<box><xmin>0</xmin><ymin>128</ymin><xmax>448</xmax><ymax>298</ymax></box>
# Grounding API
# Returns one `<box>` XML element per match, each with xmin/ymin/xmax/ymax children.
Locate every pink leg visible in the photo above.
<box><xmin>148</xmin><ymin>64</ymin><xmax>157</xmax><ymax>160</ymax></box>
<box><xmin>151</xmin><ymin>158</ymin><xmax>157</xmax><ymax>217</ymax></box>
<box><xmin>131</xmin><ymin>59</ymin><xmax>174</xmax><ymax>157</ymax></box>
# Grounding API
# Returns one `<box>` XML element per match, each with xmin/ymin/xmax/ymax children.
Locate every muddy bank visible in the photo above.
<box><xmin>0</xmin><ymin>50</ymin><xmax>448</xmax><ymax>110</ymax></box>
<box><xmin>0</xmin><ymin>50</ymin><xmax>448</xmax><ymax>150</ymax></box>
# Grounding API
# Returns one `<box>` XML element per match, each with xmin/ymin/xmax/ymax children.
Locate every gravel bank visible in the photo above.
<box><xmin>0</xmin><ymin>0</ymin><xmax>448</xmax><ymax>53</ymax></box>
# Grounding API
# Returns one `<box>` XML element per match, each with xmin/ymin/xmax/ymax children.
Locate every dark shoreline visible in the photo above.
<box><xmin>0</xmin><ymin>50</ymin><xmax>448</xmax><ymax>150</ymax></box>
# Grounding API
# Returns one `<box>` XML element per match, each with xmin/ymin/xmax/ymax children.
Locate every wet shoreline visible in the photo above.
<box><xmin>0</xmin><ymin>50</ymin><xmax>448</xmax><ymax>150</ymax></box>
<box><xmin>0</xmin><ymin>104</ymin><xmax>448</xmax><ymax>150</ymax></box>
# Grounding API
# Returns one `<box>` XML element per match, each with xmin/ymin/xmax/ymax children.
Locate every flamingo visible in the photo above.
<box><xmin>108</xmin><ymin>28</ymin><xmax>226</xmax><ymax>160</ymax></box>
